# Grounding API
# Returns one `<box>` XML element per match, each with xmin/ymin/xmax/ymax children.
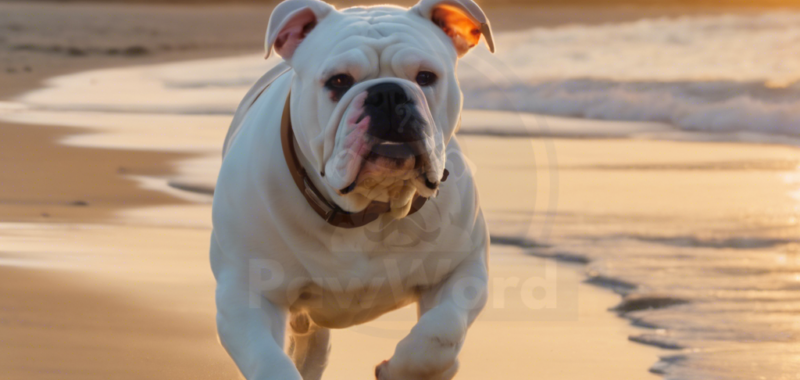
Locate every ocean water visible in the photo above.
<box><xmin>2</xmin><ymin>11</ymin><xmax>800</xmax><ymax>380</ymax></box>
<box><xmin>460</xmin><ymin>11</ymin><xmax>800</xmax><ymax>138</ymax></box>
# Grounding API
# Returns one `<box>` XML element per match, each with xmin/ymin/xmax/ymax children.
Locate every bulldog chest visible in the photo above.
<box><xmin>289</xmin><ymin>254</ymin><xmax>457</xmax><ymax>329</ymax></box>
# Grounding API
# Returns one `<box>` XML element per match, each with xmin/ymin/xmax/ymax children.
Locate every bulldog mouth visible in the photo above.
<box><xmin>326</xmin><ymin>85</ymin><xmax>445</xmax><ymax>204</ymax></box>
<box><xmin>338</xmin><ymin>139</ymin><xmax>434</xmax><ymax>196</ymax></box>
<box><xmin>370</xmin><ymin>141</ymin><xmax>415</xmax><ymax>162</ymax></box>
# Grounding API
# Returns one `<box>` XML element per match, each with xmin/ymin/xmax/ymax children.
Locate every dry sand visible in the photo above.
<box><xmin>0</xmin><ymin>2</ymin><xmax>747</xmax><ymax>379</ymax></box>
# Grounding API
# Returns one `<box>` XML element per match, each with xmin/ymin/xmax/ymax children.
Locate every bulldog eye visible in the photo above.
<box><xmin>326</xmin><ymin>74</ymin><xmax>354</xmax><ymax>90</ymax></box>
<box><xmin>415</xmin><ymin>71</ymin><xmax>437</xmax><ymax>87</ymax></box>
<box><xmin>325</xmin><ymin>74</ymin><xmax>354</xmax><ymax>101</ymax></box>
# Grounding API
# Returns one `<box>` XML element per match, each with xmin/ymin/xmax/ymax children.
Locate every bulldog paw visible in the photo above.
<box><xmin>374</xmin><ymin>360</ymin><xmax>389</xmax><ymax>380</ymax></box>
<box><xmin>374</xmin><ymin>358</ymin><xmax>458</xmax><ymax>380</ymax></box>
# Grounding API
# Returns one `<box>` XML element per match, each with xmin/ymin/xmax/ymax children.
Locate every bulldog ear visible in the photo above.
<box><xmin>411</xmin><ymin>0</ymin><xmax>495</xmax><ymax>57</ymax></box>
<box><xmin>265</xmin><ymin>0</ymin><xmax>335</xmax><ymax>60</ymax></box>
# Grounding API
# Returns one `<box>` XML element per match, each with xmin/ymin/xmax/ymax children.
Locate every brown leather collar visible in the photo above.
<box><xmin>279</xmin><ymin>95</ymin><xmax>446</xmax><ymax>229</ymax></box>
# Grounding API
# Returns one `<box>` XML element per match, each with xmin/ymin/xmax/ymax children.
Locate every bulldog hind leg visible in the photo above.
<box><xmin>287</xmin><ymin>312</ymin><xmax>331</xmax><ymax>380</ymax></box>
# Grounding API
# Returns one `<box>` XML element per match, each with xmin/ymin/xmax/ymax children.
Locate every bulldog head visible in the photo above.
<box><xmin>265</xmin><ymin>0</ymin><xmax>494</xmax><ymax>219</ymax></box>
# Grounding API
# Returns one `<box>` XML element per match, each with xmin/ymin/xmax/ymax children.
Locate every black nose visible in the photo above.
<box><xmin>363</xmin><ymin>83</ymin><xmax>420</xmax><ymax>143</ymax></box>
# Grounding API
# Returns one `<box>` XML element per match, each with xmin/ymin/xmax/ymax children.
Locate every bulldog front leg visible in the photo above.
<box><xmin>211</xmin><ymin>234</ymin><xmax>302</xmax><ymax>380</ymax></box>
<box><xmin>376</xmin><ymin>253</ymin><xmax>488</xmax><ymax>380</ymax></box>
<box><xmin>287</xmin><ymin>313</ymin><xmax>331</xmax><ymax>380</ymax></box>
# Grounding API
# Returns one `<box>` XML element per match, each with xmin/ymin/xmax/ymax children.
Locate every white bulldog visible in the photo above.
<box><xmin>211</xmin><ymin>1</ymin><xmax>494</xmax><ymax>379</ymax></box>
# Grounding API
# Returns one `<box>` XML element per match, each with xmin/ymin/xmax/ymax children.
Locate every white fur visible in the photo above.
<box><xmin>212</xmin><ymin>1</ymin><xmax>492</xmax><ymax>379</ymax></box>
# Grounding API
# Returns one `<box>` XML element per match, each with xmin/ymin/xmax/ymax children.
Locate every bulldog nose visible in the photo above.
<box><xmin>364</xmin><ymin>83</ymin><xmax>418</xmax><ymax>143</ymax></box>
<box><xmin>365</xmin><ymin>83</ymin><xmax>409</xmax><ymax>108</ymax></box>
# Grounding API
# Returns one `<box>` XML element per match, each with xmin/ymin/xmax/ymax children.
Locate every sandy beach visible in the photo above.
<box><xmin>2</xmin><ymin>2</ymin><xmax>798</xmax><ymax>380</ymax></box>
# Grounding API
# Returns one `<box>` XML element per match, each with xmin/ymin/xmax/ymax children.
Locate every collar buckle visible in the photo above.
<box><xmin>302</xmin><ymin>177</ymin><xmax>341</xmax><ymax>222</ymax></box>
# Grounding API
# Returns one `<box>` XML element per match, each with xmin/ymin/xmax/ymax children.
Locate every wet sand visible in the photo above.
<box><xmin>0</xmin><ymin>121</ymin><xmax>192</xmax><ymax>222</ymax></box>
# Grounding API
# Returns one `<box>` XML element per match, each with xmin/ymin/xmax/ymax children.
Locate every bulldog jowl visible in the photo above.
<box><xmin>330</xmin><ymin>81</ymin><xmax>441</xmax><ymax>219</ymax></box>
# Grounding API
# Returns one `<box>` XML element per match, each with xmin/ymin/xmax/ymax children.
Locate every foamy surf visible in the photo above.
<box><xmin>461</xmin><ymin>79</ymin><xmax>800</xmax><ymax>137</ymax></box>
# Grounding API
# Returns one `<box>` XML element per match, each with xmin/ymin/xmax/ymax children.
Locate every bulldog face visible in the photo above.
<box><xmin>265</xmin><ymin>0</ymin><xmax>494</xmax><ymax>218</ymax></box>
